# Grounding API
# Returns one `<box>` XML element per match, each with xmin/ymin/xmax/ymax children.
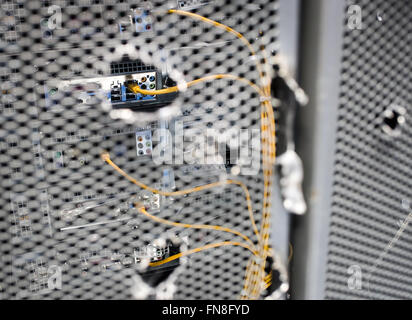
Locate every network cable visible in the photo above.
<box><xmin>102</xmin><ymin>152</ymin><xmax>260</xmax><ymax>249</ymax></box>
<box><xmin>103</xmin><ymin>9</ymin><xmax>278</xmax><ymax>299</ymax></box>
<box><xmin>136</xmin><ymin>205</ymin><xmax>257</xmax><ymax>252</ymax></box>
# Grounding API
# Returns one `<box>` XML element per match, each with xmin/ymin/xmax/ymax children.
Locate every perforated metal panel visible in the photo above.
<box><xmin>0</xmin><ymin>0</ymin><xmax>286</xmax><ymax>300</ymax></box>
<box><xmin>325</xmin><ymin>0</ymin><xmax>412</xmax><ymax>299</ymax></box>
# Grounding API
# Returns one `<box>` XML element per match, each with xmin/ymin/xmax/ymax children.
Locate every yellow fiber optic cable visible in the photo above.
<box><xmin>168</xmin><ymin>9</ymin><xmax>267</xmax><ymax>85</ymax></box>
<box><xmin>137</xmin><ymin>205</ymin><xmax>257</xmax><ymax>253</ymax></box>
<box><xmin>128</xmin><ymin>74</ymin><xmax>265</xmax><ymax>97</ymax></box>
<box><xmin>101</xmin><ymin>152</ymin><xmax>260</xmax><ymax>246</ymax></box>
<box><xmin>105</xmin><ymin>9</ymin><xmax>279</xmax><ymax>299</ymax></box>
<box><xmin>148</xmin><ymin>241</ymin><xmax>258</xmax><ymax>267</ymax></box>
<box><xmin>288</xmin><ymin>242</ymin><xmax>294</xmax><ymax>264</ymax></box>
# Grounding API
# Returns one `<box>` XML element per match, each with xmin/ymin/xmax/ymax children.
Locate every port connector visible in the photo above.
<box><xmin>108</xmin><ymin>71</ymin><xmax>157</xmax><ymax>104</ymax></box>
<box><xmin>118</xmin><ymin>7</ymin><xmax>154</xmax><ymax>34</ymax></box>
<box><xmin>136</xmin><ymin>130</ymin><xmax>152</xmax><ymax>156</ymax></box>
<box><xmin>53</xmin><ymin>60</ymin><xmax>178</xmax><ymax>111</ymax></box>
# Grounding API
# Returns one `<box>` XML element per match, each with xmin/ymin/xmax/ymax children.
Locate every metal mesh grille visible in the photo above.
<box><xmin>0</xmin><ymin>0</ymin><xmax>281</xmax><ymax>299</ymax></box>
<box><xmin>325</xmin><ymin>0</ymin><xmax>412</xmax><ymax>299</ymax></box>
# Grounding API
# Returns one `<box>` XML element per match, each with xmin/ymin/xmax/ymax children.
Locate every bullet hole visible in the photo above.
<box><xmin>382</xmin><ymin>105</ymin><xmax>406</xmax><ymax>137</ymax></box>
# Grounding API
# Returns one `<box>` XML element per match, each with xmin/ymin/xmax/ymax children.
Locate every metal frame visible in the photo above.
<box><xmin>269</xmin><ymin>0</ymin><xmax>301</xmax><ymax>266</ymax></box>
<box><xmin>291</xmin><ymin>0</ymin><xmax>346</xmax><ymax>299</ymax></box>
